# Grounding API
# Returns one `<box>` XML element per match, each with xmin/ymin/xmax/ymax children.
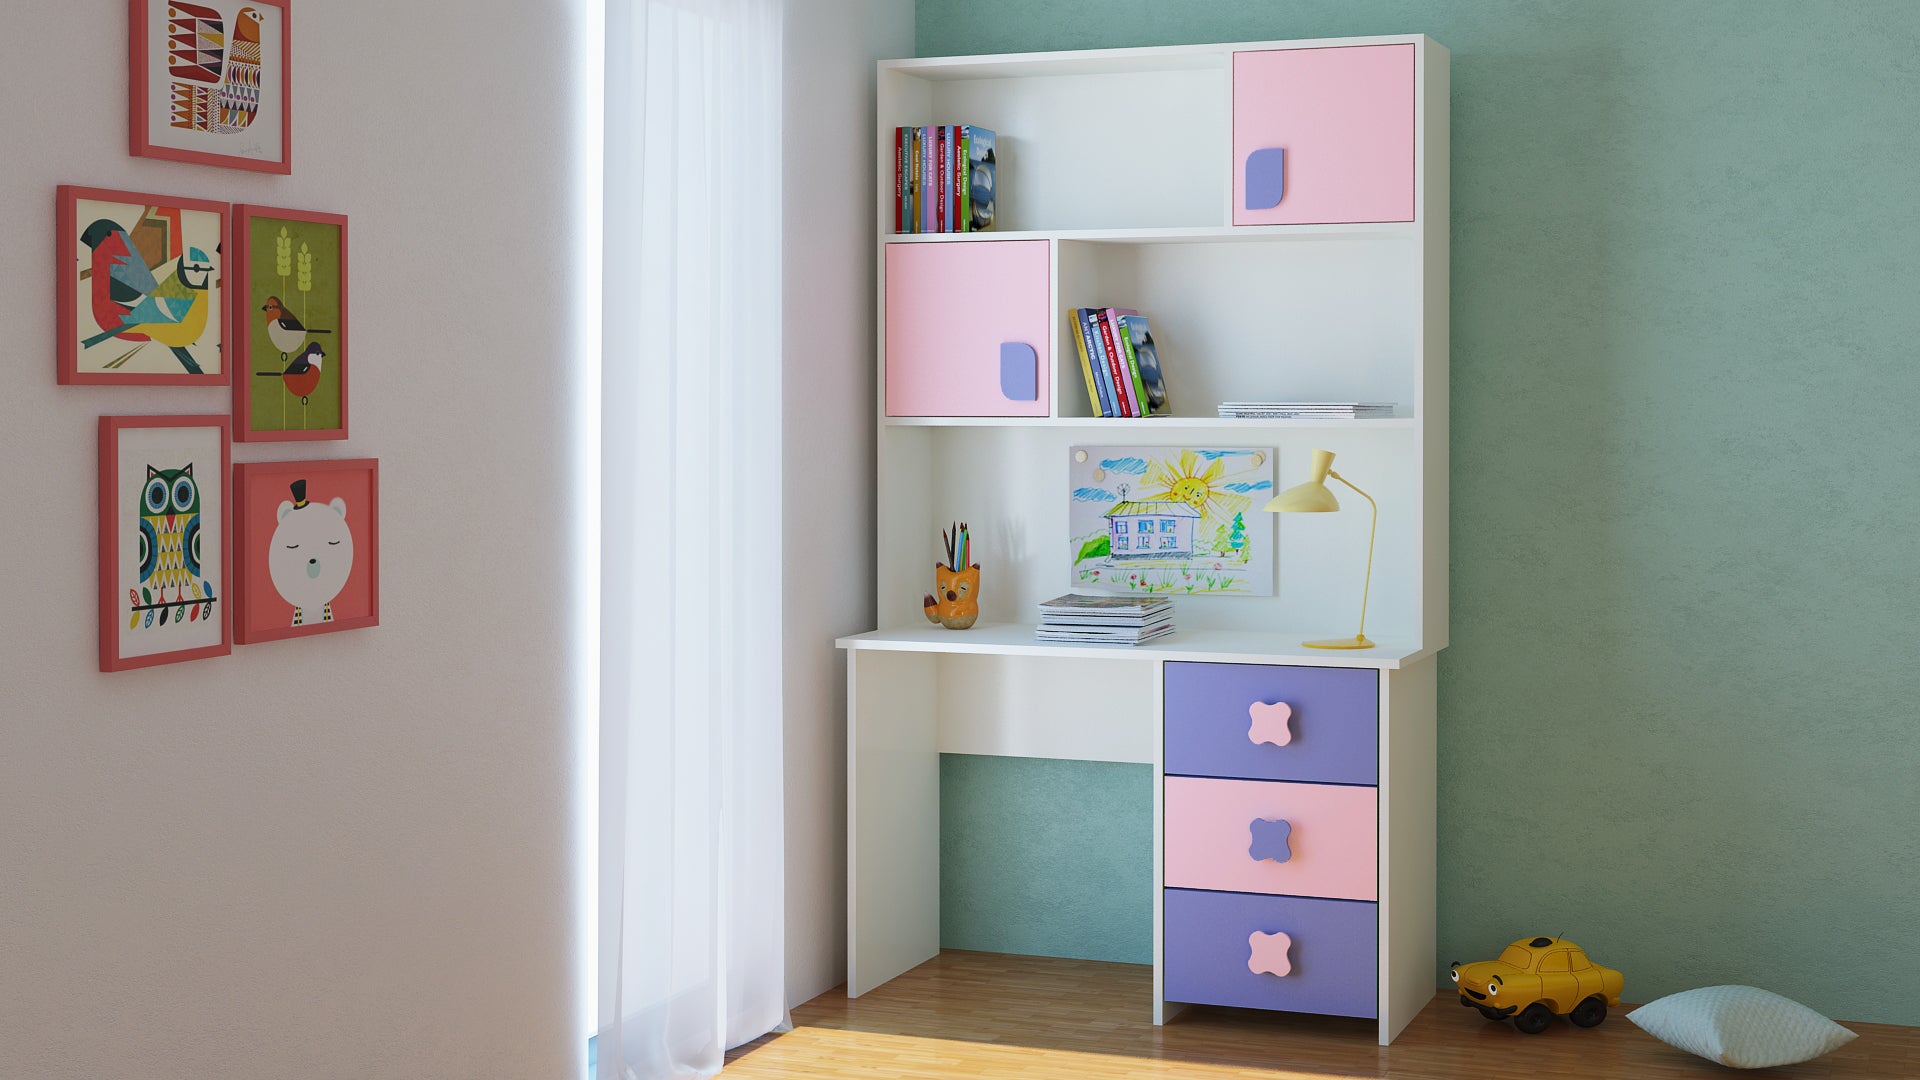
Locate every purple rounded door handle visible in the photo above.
<box><xmin>1248</xmin><ymin>817</ymin><xmax>1293</xmax><ymax>864</ymax></box>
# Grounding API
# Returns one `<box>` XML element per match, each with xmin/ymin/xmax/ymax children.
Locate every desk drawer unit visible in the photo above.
<box><xmin>1164</xmin><ymin>662</ymin><xmax>1377</xmax><ymax>785</ymax></box>
<box><xmin>1164</xmin><ymin>888</ymin><xmax>1378</xmax><ymax>1018</ymax></box>
<box><xmin>1163</xmin><ymin>661</ymin><xmax>1383</xmax><ymax>1023</ymax></box>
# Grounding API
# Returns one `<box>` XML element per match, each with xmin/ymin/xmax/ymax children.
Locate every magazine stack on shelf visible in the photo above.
<box><xmin>1035</xmin><ymin>594</ymin><xmax>1175</xmax><ymax>645</ymax></box>
<box><xmin>1216</xmin><ymin>401</ymin><xmax>1398</xmax><ymax>419</ymax></box>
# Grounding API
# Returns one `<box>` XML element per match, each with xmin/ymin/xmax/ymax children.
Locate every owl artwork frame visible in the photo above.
<box><xmin>129</xmin><ymin>0</ymin><xmax>292</xmax><ymax>174</ymax></box>
<box><xmin>99</xmin><ymin>415</ymin><xmax>232</xmax><ymax>671</ymax></box>
<box><xmin>232</xmin><ymin>458</ymin><xmax>379</xmax><ymax>644</ymax></box>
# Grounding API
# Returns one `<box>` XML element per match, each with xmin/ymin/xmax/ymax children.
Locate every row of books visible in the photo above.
<box><xmin>893</xmin><ymin>125</ymin><xmax>996</xmax><ymax>234</ymax></box>
<box><xmin>1035</xmin><ymin>594</ymin><xmax>1175</xmax><ymax>645</ymax></box>
<box><xmin>1070</xmin><ymin>308</ymin><xmax>1169</xmax><ymax>418</ymax></box>
<box><xmin>1216</xmin><ymin>402</ymin><xmax>1398</xmax><ymax>419</ymax></box>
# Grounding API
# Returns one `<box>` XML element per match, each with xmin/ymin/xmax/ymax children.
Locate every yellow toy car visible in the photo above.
<box><xmin>1452</xmin><ymin>937</ymin><xmax>1624</xmax><ymax>1034</ymax></box>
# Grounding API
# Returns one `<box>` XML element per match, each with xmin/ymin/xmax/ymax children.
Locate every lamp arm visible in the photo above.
<box><xmin>1328</xmin><ymin>471</ymin><xmax>1377</xmax><ymax>640</ymax></box>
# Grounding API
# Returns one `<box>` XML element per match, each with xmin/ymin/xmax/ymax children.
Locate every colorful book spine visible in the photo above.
<box><xmin>1095</xmin><ymin>310</ymin><xmax>1134</xmax><ymax>417</ymax></box>
<box><xmin>966</xmin><ymin>127</ymin><xmax>996</xmax><ymax>232</ymax></box>
<box><xmin>921</xmin><ymin>126</ymin><xmax>935</xmax><ymax>232</ymax></box>
<box><xmin>908</xmin><ymin>127</ymin><xmax>921</xmax><ymax>233</ymax></box>
<box><xmin>1111</xmin><ymin>306</ymin><xmax>1151</xmax><ymax>417</ymax></box>
<box><xmin>957</xmin><ymin>126</ymin><xmax>971</xmax><ymax>232</ymax></box>
<box><xmin>942</xmin><ymin>125</ymin><xmax>955</xmax><ymax>232</ymax></box>
<box><xmin>1069</xmin><ymin>309</ymin><xmax>1101</xmax><ymax>414</ymax></box>
<box><xmin>894</xmin><ymin>128</ymin><xmax>906</xmax><ymax>233</ymax></box>
<box><xmin>1080</xmin><ymin>308</ymin><xmax>1117</xmax><ymax>416</ymax></box>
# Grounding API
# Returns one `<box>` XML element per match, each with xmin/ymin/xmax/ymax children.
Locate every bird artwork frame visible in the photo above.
<box><xmin>129</xmin><ymin>0</ymin><xmax>292</xmax><ymax>174</ymax></box>
<box><xmin>57</xmin><ymin>185</ymin><xmax>232</xmax><ymax>386</ymax></box>
<box><xmin>231</xmin><ymin>458</ymin><xmax>380</xmax><ymax>644</ymax></box>
<box><xmin>231</xmin><ymin>204</ymin><xmax>349</xmax><ymax>441</ymax></box>
<box><xmin>99</xmin><ymin>415</ymin><xmax>233</xmax><ymax>671</ymax></box>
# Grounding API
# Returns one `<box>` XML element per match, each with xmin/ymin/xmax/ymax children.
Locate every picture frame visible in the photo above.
<box><xmin>1067</xmin><ymin>445</ymin><xmax>1277</xmax><ymax>596</ymax></box>
<box><xmin>129</xmin><ymin>0</ymin><xmax>292</xmax><ymax>174</ymax></box>
<box><xmin>231</xmin><ymin>205</ymin><xmax>349</xmax><ymax>441</ymax></box>
<box><xmin>232</xmin><ymin>459</ymin><xmax>380</xmax><ymax>644</ymax></box>
<box><xmin>58</xmin><ymin>185</ymin><xmax>231</xmax><ymax>386</ymax></box>
<box><xmin>99</xmin><ymin>415</ymin><xmax>233</xmax><ymax>671</ymax></box>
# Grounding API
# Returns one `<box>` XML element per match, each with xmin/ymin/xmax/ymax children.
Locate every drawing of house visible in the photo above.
<box><xmin>1103</xmin><ymin>500</ymin><xmax>1200</xmax><ymax>558</ymax></box>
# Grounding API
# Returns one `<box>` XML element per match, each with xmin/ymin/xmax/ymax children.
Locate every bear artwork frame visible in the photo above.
<box><xmin>232</xmin><ymin>458</ymin><xmax>379</xmax><ymax>644</ymax></box>
<box><xmin>130</xmin><ymin>0</ymin><xmax>293</xmax><ymax>174</ymax></box>
<box><xmin>99</xmin><ymin>415</ymin><xmax>233</xmax><ymax>671</ymax></box>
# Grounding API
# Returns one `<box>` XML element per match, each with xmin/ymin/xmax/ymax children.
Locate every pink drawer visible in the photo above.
<box><xmin>1164</xmin><ymin>776</ymin><xmax>1376</xmax><ymax>901</ymax></box>
<box><xmin>884</xmin><ymin>240</ymin><xmax>1050</xmax><ymax>417</ymax></box>
<box><xmin>1232</xmin><ymin>45</ymin><xmax>1415</xmax><ymax>225</ymax></box>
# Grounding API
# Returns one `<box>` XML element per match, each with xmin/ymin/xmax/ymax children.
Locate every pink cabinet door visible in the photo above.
<box><xmin>1233</xmin><ymin>45</ymin><xmax>1415</xmax><ymax>226</ymax></box>
<box><xmin>885</xmin><ymin>240</ymin><xmax>1050</xmax><ymax>417</ymax></box>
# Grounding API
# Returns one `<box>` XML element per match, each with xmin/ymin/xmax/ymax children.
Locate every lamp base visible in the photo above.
<box><xmin>1303</xmin><ymin>634</ymin><xmax>1375</xmax><ymax>651</ymax></box>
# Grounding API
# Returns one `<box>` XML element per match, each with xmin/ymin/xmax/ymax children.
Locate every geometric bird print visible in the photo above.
<box><xmin>168</xmin><ymin>2</ymin><xmax>262</xmax><ymax>134</ymax></box>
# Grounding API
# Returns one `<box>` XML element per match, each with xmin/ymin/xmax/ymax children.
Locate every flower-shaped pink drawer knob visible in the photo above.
<box><xmin>1248</xmin><ymin>930</ymin><xmax>1293</xmax><ymax>978</ymax></box>
<box><xmin>1247</xmin><ymin>700</ymin><xmax>1293</xmax><ymax>747</ymax></box>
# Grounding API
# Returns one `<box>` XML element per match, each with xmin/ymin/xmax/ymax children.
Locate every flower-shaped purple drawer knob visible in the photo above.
<box><xmin>1248</xmin><ymin>930</ymin><xmax>1293</xmax><ymax>978</ymax></box>
<box><xmin>1248</xmin><ymin>817</ymin><xmax>1293</xmax><ymax>864</ymax></box>
<box><xmin>1247</xmin><ymin>700</ymin><xmax>1293</xmax><ymax>747</ymax></box>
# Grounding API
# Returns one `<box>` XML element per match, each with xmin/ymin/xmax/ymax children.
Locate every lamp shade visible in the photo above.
<box><xmin>1262</xmin><ymin>449</ymin><xmax>1340</xmax><ymax>513</ymax></box>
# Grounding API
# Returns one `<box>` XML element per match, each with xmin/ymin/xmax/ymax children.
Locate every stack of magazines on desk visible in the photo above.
<box><xmin>1035</xmin><ymin>594</ymin><xmax>1174</xmax><ymax>645</ymax></box>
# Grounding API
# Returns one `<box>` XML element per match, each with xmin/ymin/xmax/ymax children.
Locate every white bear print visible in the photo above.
<box><xmin>269</xmin><ymin>479</ymin><xmax>354</xmax><ymax>626</ymax></box>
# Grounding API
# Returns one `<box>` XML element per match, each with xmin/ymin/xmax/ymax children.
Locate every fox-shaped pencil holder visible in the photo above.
<box><xmin>923</xmin><ymin>562</ymin><xmax>980</xmax><ymax>630</ymax></box>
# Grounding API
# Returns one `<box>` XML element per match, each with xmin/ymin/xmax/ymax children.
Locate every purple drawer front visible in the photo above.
<box><xmin>1164</xmin><ymin>662</ymin><xmax>1377</xmax><ymax>785</ymax></box>
<box><xmin>1164</xmin><ymin>888</ymin><xmax>1377</xmax><ymax>1018</ymax></box>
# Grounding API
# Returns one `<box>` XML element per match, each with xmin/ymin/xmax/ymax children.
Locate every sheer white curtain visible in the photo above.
<box><xmin>598</xmin><ymin>0</ymin><xmax>787</xmax><ymax>1076</ymax></box>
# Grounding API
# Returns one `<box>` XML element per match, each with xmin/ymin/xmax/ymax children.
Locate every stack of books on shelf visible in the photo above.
<box><xmin>1070</xmin><ymin>307</ymin><xmax>1170</xmax><ymax>418</ymax></box>
<box><xmin>1216</xmin><ymin>401</ymin><xmax>1398</xmax><ymax>420</ymax></box>
<box><xmin>1035</xmin><ymin>594</ymin><xmax>1175</xmax><ymax>645</ymax></box>
<box><xmin>894</xmin><ymin>125</ymin><xmax>996</xmax><ymax>233</ymax></box>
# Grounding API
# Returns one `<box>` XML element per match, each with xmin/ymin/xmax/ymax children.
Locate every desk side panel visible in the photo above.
<box><xmin>848</xmin><ymin>649</ymin><xmax>941</xmax><ymax>996</ymax></box>
<box><xmin>1377</xmin><ymin>655</ymin><xmax>1438</xmax><ymax>1043</ymax></box>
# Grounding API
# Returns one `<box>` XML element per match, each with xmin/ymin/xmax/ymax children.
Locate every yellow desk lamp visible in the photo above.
<box><xmin>1263</xmin><ymin>448</ymin><xmax>1376</xmax><ymax>650</ymax></box>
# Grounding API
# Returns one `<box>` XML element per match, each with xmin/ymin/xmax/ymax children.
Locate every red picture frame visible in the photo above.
<box><xmin>232</xmin><ymin>459</ymin><xmax>380</xmax><ymax>644</ymax></box>
<box><xmin>231</xmin><ymin>205</ymin><xmax>350</xmax><ymax>441</ymax></box>
<box><xmin>129</xmin><ymin>0</ymin><xmax>292</xmax><ymax>174</ymax></box>
<box><xmin>99</xmin><ymin>415</ymin><xmax>233</xmax><ymax>671</ymax></box>
<box><xmin>58</xmin><ymin>185</ymin><xmax>232</xmax><ymax>387</ymax></box>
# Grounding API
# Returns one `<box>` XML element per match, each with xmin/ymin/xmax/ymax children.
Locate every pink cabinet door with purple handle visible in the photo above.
<box><xmin>1233</xmin><ymin>44</ymin><xmax>1415</xmax><ymax>226</ymax></box>
<box><xmin>884</xmin><ymin>240</ymin><xmax>1050</xmax><ymax>417</ymax></box>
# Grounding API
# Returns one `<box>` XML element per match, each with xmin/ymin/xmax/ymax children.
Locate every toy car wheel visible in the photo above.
<box><xmin>1513</xmin><ymin>1003</ymin><xmax>1555</xmax><ymax>1034</ymax></box>
<box><xmin>1475</xmin><ymin>1005</ymin><xmax>1505</xmax><ymax>1021</ymax></box>
<box><xmin>1570</xmin><ymin>996</ymin><xmax>1607</xmax><ymax>1028</ymax></box>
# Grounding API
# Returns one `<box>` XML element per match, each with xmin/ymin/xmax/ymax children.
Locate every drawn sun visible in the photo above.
<box><xmin>1143</xmin><ymin>449</ymin><xmax>1254</xmax><ymax>521</ymax></box>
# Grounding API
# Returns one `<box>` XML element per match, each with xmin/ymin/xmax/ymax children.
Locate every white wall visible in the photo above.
<box><xmin>0</xmin><ymin>3</ymin><xmax>588</xmax><ymax>1078</ymax></box>
<box><xmin>782</xmin><ymin>0</ymin><xmax>914</xmax><ymax>1007</ymax></box>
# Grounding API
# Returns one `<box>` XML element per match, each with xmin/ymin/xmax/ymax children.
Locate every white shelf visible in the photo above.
<box><xmin>883</xmin><ymin>223</ymin><xmax>1417</xmax><ymax>245</ymax></box>
<box><xmin>883</xmin><ymin>415</ymin><xmax>1415</xmax><ymax>429</ymax></box>
<box><xmin>837</xmin><ymin>622</ymin><xmax>1429</xmax><ymax>669</ymax></box>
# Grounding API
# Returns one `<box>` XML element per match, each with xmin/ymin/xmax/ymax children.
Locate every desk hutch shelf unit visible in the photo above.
<box><xmin>840</xmin><ymin>35</ymin><xmax>1448</xmax><ymax>1046</ymax></box>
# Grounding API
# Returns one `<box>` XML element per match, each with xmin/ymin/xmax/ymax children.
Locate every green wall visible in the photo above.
<box><xmin>921</xmin><ymin>1</ymin><xmax>1920</xmax><ymax>1026</ymax></box>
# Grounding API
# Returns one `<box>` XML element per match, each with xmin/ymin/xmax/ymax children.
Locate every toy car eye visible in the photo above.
<box><xmin>1486</xmin><ymin>981</ymin><xmax>1498</xmax><ymax>996</ymax></box>
<box><xmin>1449</xmin><ymin>969</ymin><xmax>1459</xmax><ymax>983</ymax></box>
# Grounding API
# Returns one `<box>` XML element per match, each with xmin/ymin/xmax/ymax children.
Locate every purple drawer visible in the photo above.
<box><xmin>1164</xmin><ymin>888</ymin><xmax>1377</xmax><ymax>1018</ymax></box>
<box><xmin>1164</xmin><ymin>662</ymin><xmax>1377</xmax><ymax>785</ymax></box>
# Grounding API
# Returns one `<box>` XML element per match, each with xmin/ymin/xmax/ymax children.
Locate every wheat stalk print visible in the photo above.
<box><xmin>296</xmin><ymin>242</ymin><xmax>315</xmax><ymax>429</ymax></box>
<box><xmin>275</xmin><ymin>225</ymin><xmax>292</xmax><ymax>303</ymax></box>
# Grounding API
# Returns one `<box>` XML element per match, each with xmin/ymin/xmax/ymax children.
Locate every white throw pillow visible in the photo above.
<box><xmin>1627</xmin><ymin>985</ymin><xmax>1858</xmax><ymax>1069</ymax></box>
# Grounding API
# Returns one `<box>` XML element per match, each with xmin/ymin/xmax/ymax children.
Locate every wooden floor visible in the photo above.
<box><xmin>724</xmin><ymin>951</ymin><xmax>1918</xmax><ymax>1079</ymax></box>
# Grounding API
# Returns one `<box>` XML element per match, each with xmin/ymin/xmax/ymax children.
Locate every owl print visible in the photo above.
<box><xmin>131</xmin><ymin>463</ymin><xmax>215</xmax><ymax>629</ymax></box>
